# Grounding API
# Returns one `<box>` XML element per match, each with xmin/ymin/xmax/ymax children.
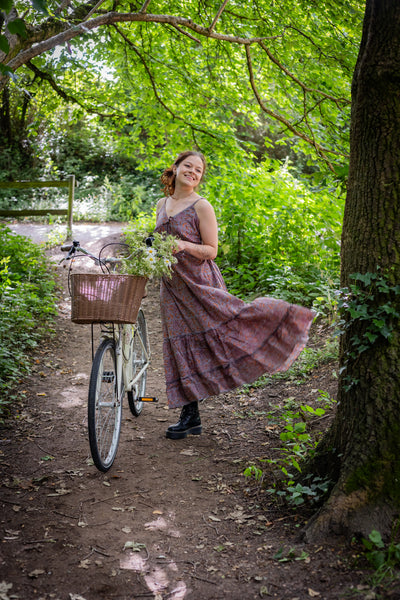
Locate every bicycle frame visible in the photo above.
<box><xmin>120</xmin><ymin>323</ymin><xmax>150</xmax><ymax>394</ymax></box>
<box><xmin>97</xmin><ymin>322</ymin><xmax>150</xmax><ymax>396</ymax></box>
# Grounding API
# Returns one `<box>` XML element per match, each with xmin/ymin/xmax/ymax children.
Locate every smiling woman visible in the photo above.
<box><xmin>154</xmin><ymin>150</ymin><xmax>315</xmax><ymax>441</ymax></box>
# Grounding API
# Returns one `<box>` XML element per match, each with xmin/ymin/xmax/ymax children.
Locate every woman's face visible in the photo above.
<box><xmin>174</xmin><ymin>155</ymin><xmax>204</xmax><ymax>189</ymax></box>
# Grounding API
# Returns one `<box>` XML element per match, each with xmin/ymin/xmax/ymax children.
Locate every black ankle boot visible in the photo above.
<box><xmin>166</xmin><ymin>401</ymin><xmax>202</xmax><ymax>440</ymax></box>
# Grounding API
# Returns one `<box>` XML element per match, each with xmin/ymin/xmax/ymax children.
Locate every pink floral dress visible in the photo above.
<box><xmin>155</xmin><ymin>198</ymin><xmax>315</xmax><ymax>409</ymax></box>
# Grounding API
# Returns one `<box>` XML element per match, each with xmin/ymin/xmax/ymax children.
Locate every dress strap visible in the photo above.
<box><xmin>190</xmin><ymin>197</ymin><xmax>203</xmax><ymax>208</ymax></box>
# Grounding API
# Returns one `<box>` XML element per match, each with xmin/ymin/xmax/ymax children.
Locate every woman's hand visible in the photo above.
<box><xmin>174</xmin><ymin>239</ymin><xmax>187</xmax><ymax>253</ymax></box>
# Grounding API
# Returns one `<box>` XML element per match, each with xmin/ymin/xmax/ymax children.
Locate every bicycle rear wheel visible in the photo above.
<box><xmin>127</xmin><ymin>309</ymin><xmax>149</xmax><ymax>417</ymax></box>
<box><xmin>88</xmin><ymin>337</ymin><xmax>122</xmax><ymax>472</ymax></box>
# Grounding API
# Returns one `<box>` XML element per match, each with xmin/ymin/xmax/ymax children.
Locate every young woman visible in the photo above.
<box><xmin>155</xmin><ymin>150</ymin><xmax>315</xmax><ymax>440</ymax></box>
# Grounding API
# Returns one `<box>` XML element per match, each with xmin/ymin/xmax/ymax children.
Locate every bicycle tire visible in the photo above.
<box><xmin>88</xmin><ymin>337</ymin><xmax>122</xmax><ymax>472</ymax></box>
<box><xmin>127</xmin><ymin>309</ymin><xmax>149</xmax><ymax>417</ymax></box>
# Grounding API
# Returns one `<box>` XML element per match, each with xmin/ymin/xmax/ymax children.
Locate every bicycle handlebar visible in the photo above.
<box><xmin>60</xmin><ymin>236</ymin><xmax>155</xmax><ymax>268</ymax></box>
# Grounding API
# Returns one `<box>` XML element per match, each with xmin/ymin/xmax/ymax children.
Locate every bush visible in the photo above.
<box><xmin>0</xmin><ymin>226</ymin><xmax>57</xmax><ymax>420</ymax></box>
<box><xmin>206</xmin><ymin>158</ymin><xmax>343</xmax><ymax>311</ymax></box>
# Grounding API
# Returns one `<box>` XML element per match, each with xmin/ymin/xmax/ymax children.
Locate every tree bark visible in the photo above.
<box><xmin>303</xmin><ymin>0</ymin><xmax>400</xmax><ymax>542</ymax></box>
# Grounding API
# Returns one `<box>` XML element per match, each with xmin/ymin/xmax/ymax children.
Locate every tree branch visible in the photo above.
<box><xmin>112</xmin><ymin>24</ymin><xmax>219</xmax><ymax>140</ymax></box>
<box><xmin>25</xmin><ymin>60</ymin><xmax>122</xmax><ymax>118</ymax></box>
<box><xmin>244</xmin><ymin>44</ymin><xmax>341</xmax><ymax>171</ymax></box>
<box><xmin>258</xmin><ymin>40</ymin><xmax>350</xmax><ymax>107</ymax></box>
<box><xmin>139</xmin><ymin>0</ymin><xmax>152</xmax><ymax>13</ymax></box>
<box><xmin>209</xmin><ymin>0</ymin><xmax>229</xmax><ymax>33</ymax></box>
<box><xmin>83</xmin><ymin>0</ymin><xmax>108</xmax><ymax>21</ymax></box>
<box><xmin>168</xmin><ymin>23</ymin><xmax>201</xmax><ymax>44</ymax></box>
<box><xmin>2</xmin><ymin>11</ymin><xmax>273</xmax><ymax>78</ymax></box>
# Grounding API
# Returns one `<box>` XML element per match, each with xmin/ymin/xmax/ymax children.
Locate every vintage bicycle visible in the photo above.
<box><xmin>60</xmin><ymin>240</ymin><xmax>157</xmax><ymax>472</ymax></box>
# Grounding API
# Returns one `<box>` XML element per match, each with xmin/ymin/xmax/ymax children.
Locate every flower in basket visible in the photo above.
<box><xmin>120</xmin><ymin>225</ymin><xmax>178</xmax><ymax>278</ymax></box>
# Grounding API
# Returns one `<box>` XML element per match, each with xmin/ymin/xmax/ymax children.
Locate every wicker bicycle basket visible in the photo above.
<box><xmin>70</xmin><ymin>273</ymin><xmax>148</xmax><ymax>324</ymax></box>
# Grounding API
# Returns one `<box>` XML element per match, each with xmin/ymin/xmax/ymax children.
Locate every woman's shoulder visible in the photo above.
<box><xmin>194</xmin><ymin>196</ymin><xmax>215</xmax><ymax>214</ymax></box>
<box><xmin>156</xmin><ymin>197</ymin><xmax>168</xmax><ymax>213</ymax></box>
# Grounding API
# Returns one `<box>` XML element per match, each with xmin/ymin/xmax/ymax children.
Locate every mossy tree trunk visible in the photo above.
<box><xmin>303</xmin><ymin>0</ymin><xmax>400</xmax><ymax>542</ymax></box>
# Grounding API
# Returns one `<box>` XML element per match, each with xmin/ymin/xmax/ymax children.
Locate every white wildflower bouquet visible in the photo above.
<box><xmin>119</xmin><ymin>224</ymin><xmax>178</xmax><ymax>278</ymax></box>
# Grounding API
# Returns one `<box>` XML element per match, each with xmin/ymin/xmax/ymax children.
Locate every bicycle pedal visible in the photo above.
<box><xmin>139</xmin><ymin>397</ymin><xmax>158</xmax><ymax>403</ymax></box>
<box><xmin>102</xmin><ymin>371</ymin><xmax>115</xmax><ymax>383</ymax></box>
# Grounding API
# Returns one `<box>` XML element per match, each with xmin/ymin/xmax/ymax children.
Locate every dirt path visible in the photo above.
<box><xmin>0</xmin><ymin>231</ymin><xmax>368</xmax><ymax>599</ymax></box>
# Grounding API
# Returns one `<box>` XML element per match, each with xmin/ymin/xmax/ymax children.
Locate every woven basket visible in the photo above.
<box><xmin>70</xmin><ymin>273</ymin><xmax>148</xmax><ymax>324</ymax></box>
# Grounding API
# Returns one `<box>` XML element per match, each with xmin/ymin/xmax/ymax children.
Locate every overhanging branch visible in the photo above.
<box><xmin>2</xmin><ymin>11</ymin><xmax>273</xmax><ymax>77</ymax></box>
<box><xmin>258</xmin><ymin>40</ymin><xmax>350</xmax><ymax>107</ymax></box>
<box><xmin>209</xmin><ymin>0</ymin><xmax>230</xmax><ymax>33</ymax></box>
<box><xmin>113</xmin><ymin>24</ymin><xmax>220</xmax><ymax>140</ymax></box>
<box><xmin>26</xmin><ymin>60</ymin><xmax>123</xmax><ymax>118</ymax></box>
<box><xmin>244</xmin><ymin>44</ymin><xmax>342</xmax><ymax>171</ymax></box>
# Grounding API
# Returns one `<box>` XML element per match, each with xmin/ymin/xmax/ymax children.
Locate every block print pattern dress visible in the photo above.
<box><xmin>155</xmin><ymin>198</ymin><xmax>315</xmax><ymax>409</ymax></box>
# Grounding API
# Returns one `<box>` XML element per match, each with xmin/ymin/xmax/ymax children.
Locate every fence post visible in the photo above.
<box><xmin>67</xmin><ymin>175</ymin><xmax>75</xmax><ymax>235</ymax></box>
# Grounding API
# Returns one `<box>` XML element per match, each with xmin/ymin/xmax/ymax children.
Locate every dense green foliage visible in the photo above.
<box><xmin>1</xmin><ymin>0</ymin><xmax>362</xmax><ymax>173</ymax></box>
<box><xmin>207</xmin><ymin>158</ymin><xmax>343</xmax><ymax>307</ymax></box>
<box><xmin>0</xmin><ymin>0</ymin><xmax>356</xmax><ymax>410</ymax></box>
<box><xmin>0</xmin><ymin>0</ymin><xmax>357</xmax><ymax>311</ymax></box>
<box><xmin>0</xmin><ymin>225</ymin><xmax>57</xmax><ymax>419</ymax></box>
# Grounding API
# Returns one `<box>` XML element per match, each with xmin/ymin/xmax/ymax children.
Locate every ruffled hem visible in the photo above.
<box><xmin>165</xmin><ymin>303</ymin><xmax>315</xmax><ymax>408</ymax></box>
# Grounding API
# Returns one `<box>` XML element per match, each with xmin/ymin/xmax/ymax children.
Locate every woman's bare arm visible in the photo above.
<box><xmin>175</xmin><ymin>199</ymin><xmax>218</xmax><ymax>260</ymax></box>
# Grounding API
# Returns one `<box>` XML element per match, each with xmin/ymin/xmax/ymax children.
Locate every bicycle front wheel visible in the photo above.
<box><xmin>88</xmin><ymin>337</ymin><xmax>122</xmax><ymax>472</ymax></box>
<box><xmin>127</xmin><ymin>309</ymin><xmax>149</xmax><ymax>417</ymax></box>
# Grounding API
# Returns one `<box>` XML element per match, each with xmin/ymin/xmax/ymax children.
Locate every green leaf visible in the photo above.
<box><xmin>0</xmin><ymin>0</ymin><xmax>13</xmax><ymax>11</ymax></box>
<box><xmin>30</xmin><ymin>0</ymin><xmax>49</xmax><ymax>14</ymax></box>
<box><xmin>369</xmin><ymin>530</ymin><xmax>385</xmax><ymax>549</ymax></box>
<box><xmin>0</xmin><ymin>63</ymin><xmax>14</xmax><ymax>78</ymax></box>
<box><xmin>0</xmin><ymin>34</ymin><xmax>10</xmax><ymax>54</ymax></box>
<box><xmin>7</xmin><ymin>18</ymin><xmax>28</xmax><ymax>39</ymax></box>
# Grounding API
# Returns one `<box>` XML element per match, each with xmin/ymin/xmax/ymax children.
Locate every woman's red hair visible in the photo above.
<box><xmin>161</xmin><ymin>151</ymin><xmax>206</xmax><ymax>196</ymax></box>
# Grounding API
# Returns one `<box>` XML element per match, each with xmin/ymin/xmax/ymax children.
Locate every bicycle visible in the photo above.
<box><xmin>60</xmin><ymin>239</ymin><xmax>157</xmax><ymax>472</ymax></box>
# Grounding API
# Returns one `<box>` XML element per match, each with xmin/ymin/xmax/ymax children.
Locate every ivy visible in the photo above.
<box><xmin>338</xmin><ymin>270</ymin><xmax>400</xmax><ymax>353</ymax></box>
<box><xmin>337</xmin><ymin>269</ymin><xmax>400</xmax><ymax>390</ymax></box>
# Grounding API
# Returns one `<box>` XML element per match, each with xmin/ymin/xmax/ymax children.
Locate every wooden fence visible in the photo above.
<box><xmin>0</xmin><ymin>175</ymin><xmax>75</xmax><ymax>231</ymax></box>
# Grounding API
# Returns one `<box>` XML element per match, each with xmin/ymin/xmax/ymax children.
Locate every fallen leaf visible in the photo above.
<box><xmin>78</xmin><ymin>560</ymin><xmax>90</xmax><ymax>569</ymax></box>
<box><xmin>180</xmin><ymin>449</ymin><xmax>198</xmax><ymax>456</ymax></box>
<box><xmin>78</xmin><ymin>520</ymin><xmax>88</xmax><ymax>528</ymax></box>
<box><xmin>47</xmin><ymin>488</ymin><xmax>71</xmax><ymax>496</ymax></box>
<box><xmin>153</xmin><ymin>510</ymin><xmax>163</xmax><ymax>515</ymax></box>
<box><xmin>123</xmin><ymin>541</ymin><xmax>146</xmax><ymax>552</ymax></box>
<box><xmin>208</xmin><ymin>515</ymin><xmax>221</xmax><ymax>522</ymax></box>
<box><xmin>28</xmin><ymin>569</ymin><xmax>45</xmax><ymax>578</ymax></box>
<box><xmin>36</xmin><ymin>393</ymin><xmax>47</xmax><ymax>397</ymax></box>
<box><xmin>308</xmin><ymin>589</ymin><xmax>320</xmax><ymax>597</ymax></box>
<box><xmin>0</xmin><ymin>581</ymin><xmax>13</xmax><ymax>598</ymax></box>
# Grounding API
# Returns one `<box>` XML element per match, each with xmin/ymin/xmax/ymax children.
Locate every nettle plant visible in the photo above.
<box><xmin>337</xmin><ymin>269</ymin><xmax>400</xmax><ymax>390</ymax></box>
<box><xmin>244</xmin><ymin>392</ymin><xmax>335</xmax><ymax>506</ymax></box>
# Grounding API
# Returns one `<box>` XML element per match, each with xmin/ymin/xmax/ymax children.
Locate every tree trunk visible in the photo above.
<box><xmin>303</xmin><ymin>0</ymin><xmax>400</xmax><ymax>542</ymax></box>
<box><xmin>0</xmin><ymin>85</ymin><xmax>12</xmax><ymax>144</ymax></box>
